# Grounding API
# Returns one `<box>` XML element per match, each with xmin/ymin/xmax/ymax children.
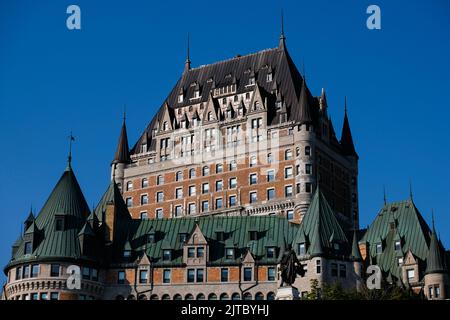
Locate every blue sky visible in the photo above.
<box><xmin>1</xmin><ymin>0</ymin><xmax>450</xmax><ymax>280</ymax></box>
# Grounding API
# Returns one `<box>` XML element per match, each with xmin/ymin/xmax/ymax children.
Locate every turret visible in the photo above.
<box><xmin>111</xmin><ymin>115</ymin><xmax>130</xmax><ymax>191</ymax></box>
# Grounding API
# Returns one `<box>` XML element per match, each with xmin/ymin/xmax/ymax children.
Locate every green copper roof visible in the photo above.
<box><xmin>293</xmin><ymin>187</ymin><xmax>349</xmax><ymax>258</ymax></box>
<box><xmin>425</xmin><ymin>227</ymin><xmax>447</xmax><ymax>274</ymax></box>
<box><xmin>350</xmin><ymin>230</ymin><xmax>362</xmax><ymax>261</ymax></box>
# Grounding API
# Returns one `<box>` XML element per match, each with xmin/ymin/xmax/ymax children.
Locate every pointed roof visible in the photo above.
<box><xmin>184</xmin><ymin>33</ymin><xmax>191</xmax><ymax>73</ymax></box>
<box><xmin>112</xmin><ymin>118</ymin><xmax>130</xmax><ymax>164</ymax></box>
<box><xmin>351</xmin><ymin>230</ymin><xmax>362</xmax><ymax>261</ymax></box>
<box><xmin>297</xmin><ymin>78</ymin><xmax>313</xmax><ymax>124</ymax></box>
<box><xmin>279</xmin><ymin>10</ymin><xmax>286</xmax><ymax>49</ymax></box>
<box><xmin>94</xmin><ymin>180</ymin><xmax>131</xmax><ymax>224</ymax></box>
<box><xmin>78</xmin><ymin>222</ymin><xmax>95</xmax><ymax>237</ymax></box>
<box><xmin>25</xmin><ymin>208</ymin><xmax>35</xmax><ymax>225</ymax></box>
<box><xmin>340</xmin><ymin>99</ymin><xmax>358</xmax><ymax>159</ymax></box>
<box><xmin>425</xmin><ymin>223</ymin><xmax>447</xmax><ymax>274</ymax></box>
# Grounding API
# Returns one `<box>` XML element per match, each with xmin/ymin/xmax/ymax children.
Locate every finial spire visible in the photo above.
<box><xmin>431</xmin><ymin>209</ymin><xmax>435</xmax><ymax>231</ymax></box>
<box><xmin>279</xmin><ymin>10</ymin><xmax>286</xmax><ymax>49</ymax></box>
<box><xmin>123</xmin><ymin>104</ymin><xmax>126</xmax><ymax>123</ymax></box>
<box><xmin>409</xmin><ymin>179</ymin><xmax>413</xmax><ymax>201</ymax></box>
<box><xmin>383</xmin><ymin>185</ymin><xmax>387</xmax><ymax>205</ymax></box>
<box><xmin>67</xmin><ymin>132</ymin><xmax>75</xmax><ymax>168</ymax></box>
<box><xmin>184</xmin><ymin>33</ymin><xmax>191</xmax><ymax>72</ymax></box>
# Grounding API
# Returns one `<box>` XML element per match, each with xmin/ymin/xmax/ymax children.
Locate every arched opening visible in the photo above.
<box><xmin>267</xmin><ymin>292</ymin><xmax>275</xmax><ymax>300</ymax></box>
<box><xmin>208</xmin><ymin>293</ymin><xmax>217</xmax><ymax>300</ymax></box>
<box><xmin>116</xmin><ymin>295</ymin><xmax>124</xmax><ymax>300</ymax></box>
<box><xmin>173</xmin><ymin>294</ymin><xmax>182</xmax><ymax>300</ymax></box>
<box><xmin>231</xmin><ymin>293</ymin><xmax>240</xmax><ymax>300</ymax></box>
<box><xmin>196</xmin><ymin>293</ymin><xmax>205</xmax><ymax>300</ymax></box>
<box><xmin>243</xmin><ymin>292</ymin><xmax>252</xmax><ymax>300</ymax></box>
<box><xmin>138</xmin><ymin>294</ymin><xmax>147</xmax><ymax>300</ymax></box>
<box><xmin>185</xmin><ymin>294</ymin><xmax>194</xmax><ymax>300</ymax></box>
<box><xmin>150</xmin><ymin>294</ymin><xmax>159</xmax><ymax>300</ymax></box>
<box><xmin>161</xmin><ymin>294</ymin><xmax>170</xmax><ymax>300</ymax></box>
<box><xmin>220</xmin><ymin>293</ymin><xmax>229</xmax><ymax>300</ymax></box>
<box><xmin>255</xmin><ymin>292</ymin><xmax>264</xmax><ymax>300</ymax></box>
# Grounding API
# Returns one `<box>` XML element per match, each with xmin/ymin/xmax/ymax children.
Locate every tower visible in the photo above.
<box><xmin>111</xmin><ymin>115</ymin><xmax>130</xmax><ymax>192</ymax></box>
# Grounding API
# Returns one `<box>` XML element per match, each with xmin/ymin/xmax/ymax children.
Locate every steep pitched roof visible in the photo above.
<box><xmin>112</xmin><ymin>119</ymin><xmax>130</xmax><ymax>164</ymax></box>
<box><xmin>340</xmin><ymin>102</ymin><xmax>358</xmax><ymax>159</ymax></box>
<box><xmin>425</xmin><ymin>225</ymin><xmax>447</xmax><ymax>274</ymax></box>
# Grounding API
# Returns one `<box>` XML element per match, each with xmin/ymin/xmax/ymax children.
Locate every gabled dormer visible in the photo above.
<box><xmin>78</xmin><ymin>222</ymin><xmax>96</xmax><ymax>257</ymax></box>
<box><xmin>23</xmin><ymin>221</ymin><xmax>40</xmax><ymax>255</ymax></box>
<box><xmin>249</xmin><ymin>84</ymin><xmax>266</xmax><ymax>113</ymax></box>
<box><xmin>241</xmin><ymin>250</ymin><xmax>256</xmax><ymax>282</ymax></box>
<box><xmin>202</xmin><ymin>93</ymin><xmax>219</xmax><ymax>124</ymax></box>
<box><xmin>159</xmin><ymin>102</ymin><xmax>174</xmax><ymax>132</ymax></box>
<box><xmin>184</xmin><ymin>223</ymin><xmax>208</xmax><ymax>265</ymax></box>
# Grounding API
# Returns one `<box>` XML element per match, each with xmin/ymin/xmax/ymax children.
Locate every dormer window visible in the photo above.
<box><xmin>178</xmin><ymin>94</ymin><xmax>183</xmax><ymax>103</ymax></box>
<box><xmin>266</xmin><ymin>247</ymin><xmax>275</xmax><ymax>258</ymax></box>
<box><xmin>376</xmin><ymin>242</ymin><xmax>383</xmax><ymax>254</ymax></box>
<box><xmin>163</xmin><ymin>121</ymin><xmax>168</xmax><ymax>131</ymax></box>
<box><xmin>275</xmin><ymin>101</ymin><xmax>282</xmax><ymax>110</ymax></box>
<box><xmin>266</xmin><ymin>72</ymin><xmax>272</xmax><ymax>82</ymax></box>
<box><xmin>193</xmin><ymin>90</ymin><xmax>200</xmax><ymax>99</ymax></box>
<box><xmin>298</xmin><ymin>243</ymin><xmax>306</xmax><ymax>255</ymax></box>
<box><xmin>147</xmin><ymin>233</ymin><xmax>155</xmax><ymax>244</ymax></box>
<box><xmin>249</xmin><ymin>231</ymin><xmax>258</xmax><ymax>241</ymax></box>
<box><xmin>207</xmin><ymin>112</ymin><xmax>213</xmax><ymax>121</ymax></box>
<box><xmin>248</xmin><ymin>77</ymin><xmax>255</xmax><ymax>86</ymax></box>
<box><xmin>24</xmin><ymin>241</ymin><xmax>32</xmax><ymax>255</ymax></box>
<box><xmin>55</xmin><ymin>216</ymin><xmax>65</xmax><ymax>231</ymax></box>
<box><xmin>216</xmin><ymin>232</ymin><xmax>224</xmax><ymax>241</ymax></box>
<box><xmin>225</xmin><ymin>248</ymin><xmax>234</xmax><ymax>259</ymax></box>
<box><xmin>333</xmin><ymin>243</ymin><xmax>340</xmax><ymax>250</ymax></box>
<box><xmin>123</xmin><ymin>250</ymin><xmax>131</xmax><ymax>258</ymax></box>
<box><xmin>162</xmin><ymin>249</ymin><xmax>171</xmax><ymax>261</ymax></box>
<box><xmin>179</xmin><ymin>233</ymin><xmax>187</xmax><ymax>243</ymax></box>
<box><xmin>180</xmin><ymin>120</ymin><xmax>186</xmax><ymax>128</ymax></box>
<box><xmin>394</xmin><ymin>240</ymin><xmax>401</xmax><ymax>251</ymax></box>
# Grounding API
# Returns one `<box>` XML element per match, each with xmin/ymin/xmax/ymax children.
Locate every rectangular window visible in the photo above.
<box><xmin>284</xmin><ymin>167</ymin><xmax>293</xmax><ymax>179</ymax></box>
<box><xmin>163</xmin><ymin>250</ymin><xmax>171</xmax><ymax>261</ymax></box>
<box><xmin>188</xmin><ymin>247</ymin><xmax>195</xmax><ymax>258</ymax></box>
<box><xmin>187</xmin><ymin>269</ymin><xmax>195</xmax><ymax>283</ymax></box>
<box><xmin>197</xmin><ymin>247</ymin><xmax>205</xmax><ymax>258</ymax></box>
<box><xmin>243</xmin><ymin>267</ymin><xmax>252</xmax><ymax>281</ymax></box>
<box><xmin>156</xmin><ymin>209</ymin><xmax>163</xmax><ymax>219</ymax></box>
<box><xmin>215</xmin><ymin>198</ymin><xmax>223</xmax><ymax>209</ymax></box>
<box><xmin>267</xmin><ymin>247</ymin><xmax>275</xmax><ymax>258</ymax></box>
<box><xmin>305</xmin><ymin>183</ymin><xmax>312</xmax><ymax>193</ymax></box>
<box><xmin>268</xmin><ymin>267</ymin><xmax>276</xmax><ymax>281</ymax></box>
<box><xmin>156</xmin><ymin>192</ymin><xmax>164</xmax><ymax>203</ymax></box>
<box><xmin>250</xmin><ymin>192</ymin><xmax>257</xmax><ymax>204</ymax></box>
<box><xmin>91</xmin><ymin>269</ymin><xmax>98</xmax><ymax>281</ymax></box>
<box><xmin>435</xmin><ymin>286</ymin><xmax>440</xmax><ymax>298</ymax></box>
<box><xmin>40</xmin><ymin>292</ymin><xmax>48</xmax><ymax>300</ymax></box>
<box><xmin>407</xmin><ymin>269</ymin><xmax>415</xmax><ymax>282</ymax></box>
<box><xmin>50</xmin><ymin>264</ymin><xmax>60</xmax><ymax>277</ymax></box>
<box><xmin>126</xmin><ymin>197</ymin><xmax>133</xmax><ymax>207</ymax></box>
<box><xmin>50</xmin><ymin>292</ymin><xmax>59</xmax><ymax>300</ymax></box>
<box><xmin>202</xmin><ymin>200</ymin><xmax>209</xmax><ymax>212</ymax></box>
<box><xmin>267</xmin><ymin>170</ymin><xmax>275</xmax><ymax>182</ymax></box>
<box><xmin>16</xmin><ymin>267</ymin><xmax>22</xmax><ymax>280</ymax></box>
<box><xmin>189</xmin><ymin>185</ymin><xmax>196</xmax><ymax>196</ymax></box>
<box><xmin>305</xmin><ymin>164</ymin><xmax>312</xmax><ymax>175</ymax></box>
<box><xmin>215</xmin><ymin>180</ymin><xmax>223</xmax><ymax>192</ymax></box>
<box><xmin>287</xmin><ymin>210</ymin><xmax>294</xmax><ymax>220</ymax></box>
<box><xmin>221</xmin><ymin>268</ymin><xmax>229</xmax><ymax>282</ymax></box>
<box><xmin>23</xmin><ymin>265</ymin><xmax>30</xmax><ymax>279</ymax></box>
<box><xmin>140</xmin><ymin>211</ymin><xmax>148</xmax><ymax>219</ymax></box>
<box><xmin>30</xmin><ymin>293</ymin><xmax>38</xmax><ymax>300</ymax></box>
<box><xmin>196</xmin><ymin>269</ymin><xmax>204</xmax><ymax>282</ymax></box>
<box><xmin>285</xmin><ymin>185</ymin><xmax>293</xmax><ymax>197</ymax></box>
<box><xmin>298</xmin><ymin>243</ymin><xmax>306</xmax><ymax>255</ymax></box>
<box><xmin>316</xmin><ymin>260</ymin><xmax>321</xmax><ymax>274</ymax></box>
<box><xmin>174</xmin><ymin>205</ymin><xmax>182</xmax><ymax>217</ymax></box>
<box><xmin>226</xmin><ymin>248</ymin><xmax>234</xmax><ymax>259</ymax></box>
<box><xmin>163</xmin><ymin>269</ymin><xmax>171</xmax><ymax>284</ymax></box>
<box><xmin>188</xmin><ymin>203</ymin><xmax>196</xmax><ymax>215</ymax></box>
<box><xmin>176</xmin><ymin>188</ymin><xmax>183</xmax><ymax>199</ymax></box>
<box><xmin>331</xmin><ymin>263</ymin><xmax>338</xmax><ymax>277</ymax></box>
<box><xmin>117</xmin><ymin>271</ymin><xmax>125</xmax><ymax>284</ymax></box>
<box><xmin>31</xmin><ymin>264</ymin><xmax>39</xmax><ymax>278</ymax></box>
<box><xmin>250</xmin><ymin>173</ymin><xmax>257</xmax><ymax>185</ymax></box>
<box><xmin>82</xmin><ymin>267</ymin><xmax>90</xmax><ymax>280</ymax></box>
<box><xmin>267</xmin><ymin>188</ymin><xmax>275</xmax><ymax>201</ymax></box>
<box><xmin>202</xmin><ymin>183</ymin><xmax>209</xmax><ymax>194</ymax></box>
<box><xmin>339</xmin><ymin>264</ymin><xmax>347</xmax><ymax>278</ymax></box>
<box><xmin>376</xmin><ymin>243</ymin><xmax>383</xmax><ymax>254</ymax></box>
<box><xmin>216</xmin><ymin>164</ymin><xmax>223</xmax><ymax>173</ymax></box>
<box><xmin>139</xmin><ymin>270</ymin><xmax>148</xmax><ymax>284</ymax></box>
<box><xmin>141</xmin><ymin>194</ymin><xmax>148</xmax><ymax>205</ymax></box>
<box><xmin>394</xmin><ymin>240</ymin><xmax>401</xmax><ymax>251</ymax></box>
<box><xmin>229</xmin><ymin>177</ymin><xmax>237</xmax><ymax>189</ymax></box>
<box><xmin>55</xmin><ymin>218</ymin><xmax>64</xmax><ymax>231</ymax></box>
<box><xmin>24</xmin><ymin>241</ymin><xmax>32</xmax><ymax>254</ymax></box>
<box><xmin>229</xmin><ymin>195</ymin><xmax>237</xmax><ymax>206</ymax></box>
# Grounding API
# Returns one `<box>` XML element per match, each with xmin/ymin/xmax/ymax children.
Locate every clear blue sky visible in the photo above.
<box><xmin>1</xmin><ymin>0</ymin><xmax>450</xmax><ymax>280</ymax></box>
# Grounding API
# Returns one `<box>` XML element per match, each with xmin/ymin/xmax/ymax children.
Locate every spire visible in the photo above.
<box><xmin>298</xmin><ymin>78</ymin><xmax>313</xmax><ymax>124</ymax></box>
<box><xmin>184</xmin><ymin>33</ymin><xmax>191</xmax><ymax>72</ymax></box>
<box><xmin>112</xmin><ymin>115</ymin><xmax>130</xmax><ymax>164</ymax></box>
<box><xmin>340</xmin><ymin>97</ymin><xmax>358</xmax><ymax>159</ymax></box>
<box><xmin>425</xmin><ymin>213</ymin><xmax>446</xmax><ymax>274</ymax></box>
<box><xmin>383</xmin><ymin>185</ymin><xmax>387</xmax><ymax>205</ymax></box>
<box><xmin>67</xmin><ymin>132</ymin><xmax>75</xmax><ymax>170</ymax></box>
<box><xmin>278</xmin><ymin>9</ymin><xmax>286</xmax><ymax>49</ymax></box>
<box><xmin>409</xmin><ymin>179</ymin><xmax>414</xmax><ymax>201</ymax></box>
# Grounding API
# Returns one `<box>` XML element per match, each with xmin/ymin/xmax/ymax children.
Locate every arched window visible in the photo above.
<box><xmin>229</xmin><ymin>160</ymin><xmax>237</xmax><ymax>171</ymax></box>
<box><xmin>250</xmin><ymin>156</ymin><xmax>257</xmax><ymax>167</ymax></box>
<box><xmin>173</xmin><ymin>294</ymin><xmax>182</xmax><ymax>300</ymax></box>
<box><xmin>150</xmin><ymin>294</ymin><xmax>159</xmax><ymax>300</ymax></box>
<box><xmin>253</xmin><ymin>101</ymin><xmax>259</xmax><ymax>111</ymax></box>
<box><xmin>161</xmin><ymin>294</ymin><xmax>170</xmax><ymax>300</ymax></box>
<box><xmin>176</xmin><ymin>171</ymin><xmax>183</xmax><ymax>181</ymax></box>
<box><xmin>216</xmin><ymin>163</ymin><xmax>223</xmax><ymax>173</ymax></box>
<box><xmin>285</xmin><ymin>149</ymin><xmax>292</xmax><ymax>160</ymax></box>
<box><xmin>208</xmin><ymin>293</ymin><xmax>217</xmax><ymax>300</ymax></box>
<box><xmin>255</xmin><ymin>292</ymin><xmax>264</xmax><ymax>300</ymax></box>
<box><xmin>126</xmin><ymin>181</ymin><xmax>133</xmax><ymax>191</ymax></box>
<box><xmin>208</xmin><ymin>112</ymin><xmax>213</xmax><ymax>121</ymax></box>
<box><xmin>189</xmin><ymin>168</ymin><xmax>196</xmax><ymax>178</ymax></box>
<box><xmin>202</xmin><ymin>166</ymin><xmax>209</xmax><ymax>176</ymax></box>
<box><xmin>305</xmin><ymin>146</ymin><xmax>311</xmax><ymax>156</ymax></box>
<box><xmin>196</xmin><ymin>293</ymin><xmax>205</xmax><ymax>300</ymax></box>
<box><xmin>220</xmin><ymin>293</ymin><xmax>229</xmax><ymax>300</ymax></box>
<box><xmin>157</xmin><ymin>175</ymin><xmax>164</xmax><ymax>185</ymax></box>
<box><xmin>127</xmin><ymin>295</ymin><xmax>136</xmax><ymax>300</ymax></box>
<box><xmin>267</xmin><ymin>292</ymin><xmax>275</xmax><ymax>300</ymax></box>
<box><xmin>185</xmin><ymin>294</ymin><xmax>194</xmax><ymax>300</ymax></box>
<box><xmin>141</xmin><ymin>178</ymin><xmax>148</xmax><ymax>188</ymax></box>
<box><xmin>231</xmin><ymin>293</ymin><xmax>240</xmax><ymax>300</ymax></box>
<box><xmin>243</xmin><ymin>292</ymin><xmax>252</xmax><ymax>300</ymax></box>
<box><xmin>138</xmin><ymin>294</ymin><xmax>147</xmax><ymax>300</ymax></box>
<box><xmin>163</xmin><ymin>121</ymin><xmax>168</xmax><ymax>131</ymax></box>
<box><xmin>116</xmin><ymin>295</ymin><xmax>124</xmax><ymax>300</ymax></box>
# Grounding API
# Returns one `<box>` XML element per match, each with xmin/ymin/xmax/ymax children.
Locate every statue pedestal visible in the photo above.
<box><xmin>275</xmin><ymin>286</ymin><xmax>299</xmax><ymax>300</ymax></box>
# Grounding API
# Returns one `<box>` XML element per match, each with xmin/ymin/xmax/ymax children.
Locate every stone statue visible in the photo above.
<box><xmin>279</xmin><ymin>246</ymin><xmax>305</xmax><ymax>287</ymax></box>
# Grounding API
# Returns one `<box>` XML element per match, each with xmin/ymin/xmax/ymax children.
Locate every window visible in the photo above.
<box><xmin>140</xmin><ymin>211</ymin><xmax>148</xmax><ymax>219</ymax></box>
<box><xmin>23</xmin><ymin>265</ymin><xmax>30</xmax><ymax>279</ymax></box>
<box><xmin>305</xmin><ymin>146</ymin><xmax>311</xmax><ymax>156</ymax></box>
<box><xmin>163</xmin><ymin>121</ymin><xmax>168</xmax><ymax>131</ymax></box>
<box><xmin>188</xmin><ymin>203</ymin><xmax>196</xmax><ymax>215</ymax></box>
<box><xmin>229</xmin><ymin>177</ymin><xmax>237</xmax><ymax>188</ymax></box>
<box><xmin>250</xmin><ymin>192</ymin><xmax>257</xmax><ymax>204</ymax></box>
<box><xmin>285</xmin><ymin>167</ymin><xmax>293</xmax><ymax>179</ymax></box>
<box><xmin>305</xmin><ymin>183</ymin><xmax>312</xmax><ymax>193</ymax></box>
<box><xmin>267</xmin><ymin>72</ymin><xmax>272</xmax><ymax>82</ymax></box>
<box><xmin>175</xmin><ymin>171</ymin><xmax>183</xmax><ymax>182</ymax></box>
<box><xmin>267</xmin><ymin>170</ymin><xmax>275</xmax><ymax>182</ymax></box>
<box><xmin>202</xmin><ymin>166</ymin><xmax>210</xmax><ymax>176</ymax></box>
<box><xmin>31</xmin><ymin>264</ymin><xmax>39</xmax><ymax>278</ymax></box>
<box><xmin>316</xmin><ymin>260</ymin><xmax>321</xmax><ymax>274</ymax></box>
<box><xmin>435</xmin><ymin>286</ymin><xmax>440</xmax><ymax>298</ymax></box>
<box><xmin>226</xmin><ymin>248</ymin><xmax>234</xmax><ymax>259</ymax></box>
<box><xmin>24</xmin><ymin>241</ymin><xmax>32</xmax><ymax>254</ymax></box>
<box><xmin>221</xmin><ymin>268</ymin><xmax>229</xmax><ymax>282</ymax></box>
<box><xmin>287</xmin><ymin>210</ymin><xmax>294</xmax><ymax>221</ymax></box>
<box><xmin>202</xmin><ymin>183</ymin><xmax>209</xmax><ymax>194</ymax></box>
<box><xmin>268</xmin><ymin>267</ymin><xmax>276</xmax><ymax>281</ymax></box>
<box><xmin>123</xmin><ymin>249</ymin><xmax>131</xmax><ymax>258</ymax></box>
<box><xmin>249</xmin><ymin>173</ymin><xmax>258</xmax><ymax>185</ymax></box>
<box><xmin>397</xmin><ymin>257</ymin><xmax>404</xmax><ymax>266</ymax></box>
<box><xmin>196</xmin><ymin>269</ymin><xmax>204</xmax><ymax>282</ymax></box>
<box><xmin>126</xmin><ymin>181</ymin><xmax>133</xmax><ymax>191</ymax></box>
<box><xmin>285</xmin><ymin>185</ymin><xmax>293</xmax><ymax>197</ymax></box>
<box><xmin>50</xmin><ymin>292</ymin><xmax>59</xmax><ymax>300</ymax></box>
<box><xmin>197</xmin><ymin>247</ymin><xmax>204</xmax><ymax>258</ymax></box>
<box><xmin>92</xmin><ymin>269</ymin><xmax>98</xmax><ymax>281</ymax></box>
<box><xmin>188</xmin><ymin>185</ymin><xmax>196</xmax><ymax>196</ymax></box>
<box><xmin>148</xmin><ymin>233</ymin><xmax>155</xmax><ymax>244</ymax></box>
<box><xmin>249</xmin><ymin>231</ymin><xmax>258</xmax><ymax>240</ymax></box>
<box><xmin>163</xmin><ymin>250</ymin><xmax>171</xmax><ymax>261</ymax></box>
<box><xmin>174</xmin><ymin>205</ymin><xmax>182</xmax><ymax>217</ymax></box>
<box><xmin>55</xmin><ymin>217</ymin><xmax>64</xmax><ymax>231</ymax></box>
<box><xmin>40</xmin><ymin>293</ymin><xmax>48</xmax><ymax>300</ymax></box>
<box><xmin>296</xmin><ymin>183</ymin><xmax>301</xmax><ymax>193</ymax></box>
<box><xmin>407</xmin><ymin>269</ymin><xmax>415</xmax><ymax>282</ymax></box>
<box><xmin>331</xmin><ymin>263</ymin><xmax>338</xmax><ymax>277</ymax></box>
<box><xmin>376</xmin><ymin>243</ymin><xmax>383</xmax><ymax>254</ymax></box>
<box><xmin>157</xmin><ymin>175</ymin><xmax>164</xmax><ymax>185</ymax></box>
<box><xmin>187</xmin><ymin>269</ymin><xmax>195</xmax><ymax>283</ymax></box>
<box><xmin>305</xmin><ymin>164</ymin><xmax>312</xmax><ymax>175</ymax></box>
<box><xmin>126</xmin><ymin>197</ymin><xmax>133</xmax><ymax>207</ymax></box>
<box><xmin>267</xmin><ymin>153</ymin><xmax>273</xmax><ymax>164</ymax></box>
<box><xmin>285</xmin><ymin>149</ymin><xmax>292</xmax><ymax>160</ymax></box>
<box><xmin>267</xmin><ymin>247</ymin><xmax>275</xmax><ymax>258</ymax></box>
<box><xmin>250</xmin><ymin>156</ymin><xmax>257</xmax><ymax>167</ymax></box>
<box><xmin>141</xmin><ymin>194</ymin><xmax>148</xmax><ymax>205</ymax></box>
<box><xmin>31</xmin><ymin>293</ymin><xmax>38</xmax><ymax>300</ymax></box>
<box><xmin>298</xmin><ymin>243</ymin><xmax>306</xmax><ymax>255</ymax></box>
<box><xmin>188</xmin><ymin>247</ymin><xmax>195</xmax><ymax>258</ymax></box>
<box><xmin>394</xmin><ymin>240</ymin><xmax>401</xmax><ymax>251</ymax></box>
<box><xmin>215</xmin><ymin>180</ymin><xmax>223</xmax><ymax>192</ymax></box>
<box><xmin>156</xmin><ymin>209</ymin><xmax>163</xmax><ymax>219</ymax></box>
<box><xmin>48</xmin><ymin>264</ymin><xmax>60</xmax><ymax>277</ymax></box>
<box><xmin>339</xmin><ymin>264</ymin><xmax>347</xmax><ymax>278</ymax></box>
<box><xmin>267</xmin><ymin>188</ymin><xmax>275</xmax><ymax>201</ymax></box>
<box><xmin>118</xmin><ymin>271</ymin><xmax>125</xmax><ymax>284</ymax></box>
<box><xmin>229</xmin><ymin>195</ymin><xmax>237</xmax><ymax>206</ymax></box>
<box><xmin>216</xmin><ymin>164</ymin><xmax>223</xmax><ymax>173</ymax></box>
<box><xmin>246</xmin><ymin>92</ymin><xmax>250</xmax><ymax>100</ymax></box>
<box><xmin>189</xmin><ymin>168</ymin><xmax>196</xmax><ymax>178</ymax></box>
<box><xmin>141</xmin><ymin>178</ymin><xmax>148</xmax><ymax>188</ymax></box>
<box><xmin>207</xmin><ymin>111</ymin><xmax>213</xmax><ymax>121</ymax></box>
<box><xmin>243</xmin><ymin>268</ymin><xmax>252</xmax><ymax>281</ymax></box>
<box><xmin>202</xmin><ymin>201</ymin><xmax>209</xmax><ymax>212</ymax></box>
<box><xmin>163</xmin><ymin>269</ymin><xmax>171</xmax><ymax>283</ymax></box>
<box><xmin>215</xmin><ymin>198</ymin><xmax>223</xmax><ymax>209</ymax></box>
<box><xmin>139</xmin><ymin>270</ymin><xmax>148</xmax><ymax>284</ymax></box>
<box><xmin>82</xmin><ymin>267</ymin><xmax>90</xmax><ymax>280</ymax></box>
<box><xmin>175</xmin><ymin>188</ymin><xmax>183</xmax><ymax>199</ymax></box>
<box><xmin>229</xmin><ymin>161</ymin><xmax>237</xmax><ymax>171</ymax></box>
